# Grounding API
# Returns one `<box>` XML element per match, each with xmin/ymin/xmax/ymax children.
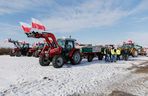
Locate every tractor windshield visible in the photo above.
<box><xmin>123</xmin><ymin>43</ymin><xmax>134</xmax><ymax>48</ymax></box>
<box><xmin>22</xmin><ymin>44</ymin><xmax>29</xmax><ymax>48</ymax></box>
<box><xmin>57</xmin><ymin>39</ymin><xmax>65</xmax><ymax>48</ymax></box>
<box><xmin>38</xmin><ymin>43</ymin><xmax>44</xmax><ymax>49</ymax></box>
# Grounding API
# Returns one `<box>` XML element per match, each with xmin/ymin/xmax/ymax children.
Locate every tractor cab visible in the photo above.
<box><xmin>21</xmin><ymin>43</ymin><xmax>30</xmax><ymax>49</ymax></box>
<box><xmin>57</xmin><ymin>38</ymin><xmax>77</xmax><ymax>61</ymax></box>
<box><xmin>57</xmin><ymin>38</ymin><xmax>76</xmax><ymax>51</ymax></box>
<box><xmin>18</xmin><ymin>42</ymin><xmax>30</xmax><ymax>56</ymax></box>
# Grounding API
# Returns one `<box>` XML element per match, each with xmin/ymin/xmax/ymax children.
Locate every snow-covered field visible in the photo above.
<box><xmin>0</xmin><ymin>55</ymin><xmax>148</xmax><ymax>96</ymax></box>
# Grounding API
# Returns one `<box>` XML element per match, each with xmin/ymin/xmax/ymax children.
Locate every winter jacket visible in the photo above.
<box><xmin>111</xmin><ymin>49</ymin><xmax>115</xmax><ymax>55</ymax></box>
<box><xmin>116</xmin><ymin>49</ymin><xmax>121</xmax><ymax>55</ymax></box>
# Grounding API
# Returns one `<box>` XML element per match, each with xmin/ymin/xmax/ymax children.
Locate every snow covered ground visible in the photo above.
<box><xmin>0</xmin><ymin>55</ymin><xmax>147</xmax><ymax>96</ymax></box>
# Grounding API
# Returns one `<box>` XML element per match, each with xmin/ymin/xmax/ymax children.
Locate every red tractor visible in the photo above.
<box><xmin>27</xmin><ymin>42</ymin><xmax>44</xmax><ymax>57</ymax></box>
<box><xmin>8</xmin><ymin>39</ymin><xmax>31</xmax><ymax>57</ymax></box>
<box><xmin>26</xmin><ymin>31</ymin><xmax>81</xmax><ymax>68</ymax></box>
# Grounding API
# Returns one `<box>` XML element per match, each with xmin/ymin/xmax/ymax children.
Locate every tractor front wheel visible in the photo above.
<box><xmin>52</xmin><ymin>55</ymin><xmax>64</xmax><ymax>68</ymax></box>
<box><xmin>39</xmin><ymin>55</ymin><xmax>50</xmax><ymax>66</ymax></box>
<box><xmin>16</xmin><ymin>51</ymin><xmax>21</xmax><ymax>57</ymax></box>
<box><xmin>26</xmin><ymin>52</ymin><xmax>32</xmax><ymax>57</ymax></box>
<box><xmin>9</xmin><ymin>50</ymin><xmax>15</xmax><ymax>56</ymax></box>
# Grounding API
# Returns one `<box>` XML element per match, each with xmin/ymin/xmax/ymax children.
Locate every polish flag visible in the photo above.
<box><xmin>32</xmin><ymin>18</ymin><xmax>46</xmax><ymax>31</ymax></box>
<box><xmin>20</xmin><ymin>22</ymin><xmax>31</xmax><ymax>33</ymax></box>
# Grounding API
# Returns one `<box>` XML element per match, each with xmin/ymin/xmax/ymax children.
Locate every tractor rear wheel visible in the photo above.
<box><xmin>16</xmin><ymin>51</ymin><xmax>21</xmax><ymax>57</ymax></box>
<box><xmin>9</xmin><ymin>50</ymin><xmax>15</xmax><ymax>56</ymax></box>
<box><xmin>71</xmin><ymin>51</ymin><xmax>81</xmax><ymax>65</ymax></box>
<box><xmin>132</xmin><ymin>50</ymin><xmax>138</xmax><ymax>57</ymax></box>
<box><xmin>26</xmin><ymin>52</ymin><xmax>32</xmax><ymax>57</ymax></box>
<box><xmin>39</xmin><ymin>55</ymin><xmax>50</xmax><ymax>66</ymax></box>
<box><xmin>34</xmin><ymin>51</ymin><xmax>40</xmax><ymax>57</ymax></box>
<box><xmin>87</xmin><ymin>55</ymin><xmax>93</xmax><ymax>62</ymax></box>
<box><xmin>52</xmin><ymin>55</ymin><xmax>64</xmax><ymax>68</ymax></box>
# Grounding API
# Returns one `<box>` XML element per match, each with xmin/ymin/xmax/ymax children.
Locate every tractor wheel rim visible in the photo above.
<box><xmin>57</xmin><ymin>57</ymin><xmax>63</xmax><ymax>66</ymax></box>
<box><xmin>74</xmin><ymin>53</ymin><xmax>80</xmax><ymax>63</ymax></box>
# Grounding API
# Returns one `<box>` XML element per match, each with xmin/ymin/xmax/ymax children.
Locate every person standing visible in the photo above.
<box><xmin>104</xmin><ymin>47</ymin><xmax>110</xmax><ymax>62</ymax></box>
<box><xmin>111</xmin><ymin>47</ymin><xmax>116</xmax><ymax>62</ymax></box>
<box><xmin>122</xmin><ymin>48</ymin><xmax>129</xmax><ymax>61</ymax></box>
<box><xmin>116</xmin><ymin>48</ymin><xmax>121</xmax><ymax>60</ymax></box>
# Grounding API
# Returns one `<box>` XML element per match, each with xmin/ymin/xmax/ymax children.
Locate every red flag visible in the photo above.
<box><xmin>32</xmin><ymin>18</ymin><xmax>46</xmax><ymax>31</ymax></box>
<box><xmin>20</xmin><ymin>22</ymin><xmax>31</xmax><ymax>33</ymax></box>
<box><xmin>128</xmin><ymin>39</ymin><xmax>133</xmax><ymax>44</ymax></box>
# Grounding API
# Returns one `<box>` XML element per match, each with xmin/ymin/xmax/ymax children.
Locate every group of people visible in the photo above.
<box><xmin>103</xmin><ymin>47</ymin><xmax>129</xmax><ymax>62</ymax></box>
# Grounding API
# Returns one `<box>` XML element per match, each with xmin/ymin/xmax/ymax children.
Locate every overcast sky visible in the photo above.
<box><xmin>0</xmin><ymin>0</ymin><xmax>148</xmax><ymax>47</ymax></box>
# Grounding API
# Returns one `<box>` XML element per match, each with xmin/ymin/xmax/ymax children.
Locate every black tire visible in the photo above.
<box><xmin>34</xmin><ymin>51</ymin><xmax>40</xmax><ymax>57</ymax></box>
<box><xmin>52</xmin><ymin>55</ymin><xmax>64</xmax><ymax>68</ymax></box>
<box><xmin>9</xmin><ymin>50</ymin><xmax>15</xmax><ymax>56</ymax></box>
<box><xmin>39</xmin><ymin>55</ymin><xmax>50</xmax><ymax>66</ymax></box>
<box><xmin>26</xmin><ymin>52</ymin><xmax>32</xmax><ymax>57</ymax></box>
<box><xmin>71</xmin><ymin>51</ymin><xmax>82</xmax><ymax>65</ymax></box>
<box><xmin>132</xmin><ymin>50</ymin><xmax>138</xmax><ymax>57</ymax></box>
<box><xmin>98</xmin><ymin>54</ymin><xmax>103</xmax><ymax>60</ymax></box>
<box><xmin>16</xmin><ymin>51</ymin><xmax>21</xmax><ymax>57</ymax></box>
<box><xmin>87</xmin><ymin>55</ymin><xmax>93</xmax><ymax>62</ymax></box>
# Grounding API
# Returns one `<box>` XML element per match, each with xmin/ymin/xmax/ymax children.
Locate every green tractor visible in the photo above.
<box><xmin>121</xmin><ymin>42</ymin><xmax>143</xmax><ymax>57</ymax></box>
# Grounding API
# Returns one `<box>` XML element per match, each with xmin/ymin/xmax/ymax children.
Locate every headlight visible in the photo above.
<box><xmin>45</xmin><ymin>51</ymin><xmax>48</xmax><ymax>54</ymax></box>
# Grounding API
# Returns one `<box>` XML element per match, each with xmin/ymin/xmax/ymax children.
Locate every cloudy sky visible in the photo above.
<box><xmin>0</xmin><ymin>0</ymin><xmax>148</xmax><ymax>47</ymax></box>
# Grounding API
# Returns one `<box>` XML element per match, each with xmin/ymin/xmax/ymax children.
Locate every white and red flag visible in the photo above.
<box><xmin>20</xmin><ymin>22</ymin><xmax>31</xmax><ymax>33</ymax></box>
<box><xmin>31</xmin><ymin>18</ymin><xmax>46</xmax><ymax>31</ymax></box>
<box><xmin>127</xmin><ymin>39</ymin><xmax>133</xmax><ymax>44</ymax></box>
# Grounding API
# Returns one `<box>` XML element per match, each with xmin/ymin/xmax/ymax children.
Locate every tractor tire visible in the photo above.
<box><xmin>71</xmin><ymin>51</ymin><xmax>82</xmax><ymax>65</ymax></box>
<box><xmin>26</xmin><ymin>52</ymin><xmax>32</xmax><ymax>57</ymax></box>
<box><xmin>52</xmin><ymin>55</ymin><xmax>64</xmax><ymax>68</ymax></box>
<box><xmin>87</xmin><ymin>55</ymin><xmax>93</xmax><ymax>62</ymax></box>
<box><xmin>16</xmin><ymin>51</ymin><xmax>21</xmax><ymax>57</ymax></box>
<box><xmin>39</xmin><ymin>55</ymin><xmax>50</xmax><ymax>66</ymax></box>
<box><xmin>34</xmin><ymin>51</ymin><xmax>40</xmax><ymax>57</ymax></box>
<box><xmin>132</xmin><ymin>50</ymin><xmax>138</xmax><ymax>57</ymax></box>
<box><xmin>9</xmin><ymin>50</ymin><xmax>15</xmax><ymax>56</ymax></box>
<box><xmin>98</xmin><ymin>54</ymin><xmax>103</xmax><ymax>60</ymax></box>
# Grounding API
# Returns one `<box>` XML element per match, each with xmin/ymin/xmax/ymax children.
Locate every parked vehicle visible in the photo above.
<box><xmin>27</xmin><ymin>42</ymin><xmax>44</xmax><ymax>57</ymax></box>
<box><xmin>8</xmin><ymin>39</ymin><xmax>31</xmax><ymax>57</ymax></box>
<box><xmin>25</xmin><ymin>32</ymin><xmax>81</xmax><ymax>68</ymax></box>
<box><xmin>121</xmin><ymin>41</ymin><xmax>147</xmax><ymax>57</ymax></box>
<box><xmin>80</xmin><ymin>45</ymin><xmax>104</xmax><ymax>62</ymax></box>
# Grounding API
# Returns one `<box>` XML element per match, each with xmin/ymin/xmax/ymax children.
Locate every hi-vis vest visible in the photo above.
<box><xmin>116</xmin><ymin>49</ymin><xmax>121</xmax><ymax>55</ymax></box>
<box><xmin>111</xmin><ymin>49</ymin><xmax>115</xmax><ymax>55</ymax></box>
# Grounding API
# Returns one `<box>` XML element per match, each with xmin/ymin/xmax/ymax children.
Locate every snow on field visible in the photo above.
<box><xmin>0</xmin><ymin>55</ymin><xmax>148</xmax><ymax>96</ymax></box>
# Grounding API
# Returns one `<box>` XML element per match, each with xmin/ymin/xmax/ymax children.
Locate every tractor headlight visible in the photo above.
<box><xmin>45</xmin><ymin>51</ymin><xmax>49</xmax><ymax>57</ymax></box>
<box><xmin>45</xmin><ymin>51</ymin><xmax>48</xmax><ymax>54</ymax></box>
